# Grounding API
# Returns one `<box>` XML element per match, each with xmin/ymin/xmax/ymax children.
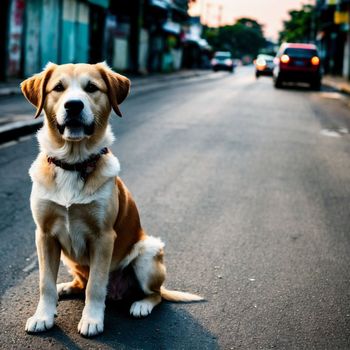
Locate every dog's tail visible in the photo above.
<box><xmin>160</xmin><ymin>287</ymin><xmax>204</xmax><ymax>302</ymax></box>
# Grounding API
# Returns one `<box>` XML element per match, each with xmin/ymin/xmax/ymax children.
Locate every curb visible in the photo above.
<box><xmin>129</xmin><ymin>70</ymin><xmax>211</xmax><ymax>88</ymax></box>
<box><xmin>322</xmin><ymin>78</ymin><xmax>350</xmax><ymax>95</ymax></box>
<box><xmin>0</xmin><ymin>87</ymin><xmax>21</xmax><ymax>97</ymax></box>
<box><xmin>0</xmin><ymin>119</ymin><xmax>42</xmax><ymax>144</ymax></box>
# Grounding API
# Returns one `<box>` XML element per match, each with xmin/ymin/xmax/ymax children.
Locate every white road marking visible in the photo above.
<box><xmin>0</xmin><ymin>140</ymin><xmax>18</xmax><ymax>149</ymax></box>
<box><xmin>320</xmin><ymin>92</ymin><xmax>344</xmax><ymax>100</ymax></box>
<box><xmin>320</xmin><ymin>129</ymin><xmax>341</xmax><ymax>137</ymax></box>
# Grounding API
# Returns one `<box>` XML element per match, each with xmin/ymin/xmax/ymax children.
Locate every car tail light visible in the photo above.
<box><xmin>211</xmin><ymin>59</ymin><xmax>218</xmax><ymax>65</ymax></box>
<box><xmin>311</xmin><ymin>56</ymin><xmax>320</xmax><ymax>65</ymax></box>
<box><xmin>280</xmin><ymin>54</ymin><xmax>290</xmax><ymax>64</ymax></box>
<box><xmin>224</xmin><ymin>59</ymin><xmax>232</xmax><ymax>66</ymax></box>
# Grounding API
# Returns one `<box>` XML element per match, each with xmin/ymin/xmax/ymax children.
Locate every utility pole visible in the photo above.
<box><xmin>130</xmin><ymin>0</ymin><xmax>144</xmax><ymax>73</ymax></box>
<box><xmin>200</xmin><ymin>0</ymin><xmax>205</xmax><ymax>24</ymax></box>
<box><xmin>203</xmin><ymin>2</ymin><xmax>223</xmax><ymax>28</ymax></box>
<box><xmin>218</xmin><ymin>4</ymin><xmax>223</xmax><ymax>27</ymax></box>
<box><xmin>206</xmin><ymin>2</ymin><xmax>211</xmax><ymax>26</ymax></box>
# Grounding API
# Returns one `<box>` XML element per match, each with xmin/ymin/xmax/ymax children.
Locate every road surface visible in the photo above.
<box><xmin>1</xmin><ymin>67</ymin><xmax>350</xmax><ymax>349</ymax></box>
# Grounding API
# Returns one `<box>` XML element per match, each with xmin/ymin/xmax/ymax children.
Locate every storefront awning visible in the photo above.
<box><xmin>163</xmin><ymin>20</ymin><xmax>181</xmax><ymax>34</ymax></box>
<box><xmin>87</xmin><ymin>0</ymin><xmax>109</xmax><ymax>8</ymax></box>
<box><xmin>150</xmin><ymin>0</ymin><xmax>171</xmax><ymax>10</ymax></box>
<box><xmin>183</xmin><ymin>33</ymin><xmax>211</xmax><ymax>49</ymax></box>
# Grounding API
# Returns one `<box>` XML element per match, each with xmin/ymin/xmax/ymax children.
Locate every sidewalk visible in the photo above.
<box><xmin>322</xmin><ymin>75</ymin><xmax>350</xmax><ymax>95</ymax></box>
<box><xmin>0</xmin><ymin>79</ymin><xmax>22</xmax><ymax>96</ymax></box>
<box><xmin>0</xmin><ymin>69</ymin><xmax>212</xmax><ymax>144</ymax></box>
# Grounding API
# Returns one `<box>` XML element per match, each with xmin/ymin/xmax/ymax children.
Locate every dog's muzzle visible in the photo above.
<box><xmin>57</xmin><ymin>99</ymin><xmax>95</xmax><ymax>136</ymax></box>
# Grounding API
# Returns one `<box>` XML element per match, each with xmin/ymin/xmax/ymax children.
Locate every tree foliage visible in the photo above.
<box><xmin>279</xmin><ymin>5</ymin><xmax>316</xmax><ymax>43</ymax></box>
<box><xmin>203</xmin><ymin>18</ymin><xmax>267</xmax><ymax>59</ymax></box>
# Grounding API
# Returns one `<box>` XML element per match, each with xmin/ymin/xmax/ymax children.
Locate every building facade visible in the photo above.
<box><xmin>1</xmin><ymin>0</ymin><xmax>109</xmax><ymax>79</ymax></box>
<box><xmin>0</xmin><ymin>0</ymin><xmax>203</xmax><ymax>80</ymax></box>
<box><xmin>316</xmin><ymin>0</ymin><xmax>350</xmax><ymax>78</ymax></box>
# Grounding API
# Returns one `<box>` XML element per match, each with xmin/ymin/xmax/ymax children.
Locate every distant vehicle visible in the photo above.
<box><xmin>254</xmin><ymin>54</ymin><xmax>275</xmax><ymax>78</ymax></box>
<box><xmin>232</xmin><ymin>58</ymin><xmax>242</xmax><ymax>67</ymax></box>
<box><xmin>211</xmin><ymin>51</ymin><xmax>234</xmax><ymax>72</ymax></box>
<box><xmin>273</xmin><ymin>43</ymin><xmax>322</xmax><ymax>90</ymax></box>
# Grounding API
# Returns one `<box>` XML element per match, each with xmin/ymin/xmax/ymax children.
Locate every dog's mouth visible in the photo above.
<box><xmin>57</xmin><ymin>118</ymin><xmax>95</xmax><ymax>141</ymax></box>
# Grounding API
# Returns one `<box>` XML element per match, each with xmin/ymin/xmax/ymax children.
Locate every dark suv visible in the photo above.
<box><xmin>273</xmin><ymin>43</ymin><xmax>322</xmax><ymax>90</ymax></box>
<box><xmin>211</xmin><ymin>51</ymin><xmax>234</xmax><ymax>73</ymax></box>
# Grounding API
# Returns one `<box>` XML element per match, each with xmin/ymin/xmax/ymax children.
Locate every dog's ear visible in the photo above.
<box><xmin>97</xmin><ymin>62</ymin><xmax>130</xmax><ymax>117</ymax></box>
<box><xmin>21</xmin><ymin>62</ymin><xmax>57</xmax><ymax>118</ymax></box>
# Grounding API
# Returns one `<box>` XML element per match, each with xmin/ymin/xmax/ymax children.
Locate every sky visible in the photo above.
<box><xmin>189</xmin><ymin>0</ymin><xmax>314</xmax><ymax>41</ymax></box>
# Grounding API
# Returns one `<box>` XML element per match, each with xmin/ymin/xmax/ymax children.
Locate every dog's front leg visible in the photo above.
<box><xmin>26</xmin><ymin>229</ymin><xmax>61</xmax><ymax>333</ymax></box>
<box><xmin>78</xmin><ymin>231</ymin><xmax>115</xmax><ymax>337</ymax></box>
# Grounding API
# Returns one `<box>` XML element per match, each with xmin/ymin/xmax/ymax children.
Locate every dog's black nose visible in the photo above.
<box><xmin>64</xmin><ymin>100</ymin><xmax>84</xmax><ymax>115</ymax></box>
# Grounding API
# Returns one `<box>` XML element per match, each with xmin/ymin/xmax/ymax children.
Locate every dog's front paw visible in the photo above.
<box><xmin>130</xmin><ymin>300</ymin><xmax>154</xmax><ymax>318</ymax></box>
<box><xmin>25</xmin><ymin>314</ymin><xmax>54</xmax><ymax>333</ymax></box>
<box><xmin>78</xmin><ymin>316</ymin><xmax>104</xmax><ymax>337</ymax></box>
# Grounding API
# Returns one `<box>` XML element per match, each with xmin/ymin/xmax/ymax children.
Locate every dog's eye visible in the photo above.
<box><xmin>53</xmin><ymin>82</ymin><xmax>65</xmax><ymax>92</ymax></box>
<box><xmin>85</xmin><ymin>82</ymin><xmax>99</xmax><ymax>93</ymax></box>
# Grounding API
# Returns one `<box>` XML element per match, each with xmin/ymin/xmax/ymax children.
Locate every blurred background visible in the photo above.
<box><xmin>0</xmin><ymin>0</ymin><xmax>349</xmax><ymax>80</ymax></box>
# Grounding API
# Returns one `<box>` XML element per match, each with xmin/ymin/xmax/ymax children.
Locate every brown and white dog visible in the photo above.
<box><xmin>21</xmin><ymin>62</ymin><xmax>202</xmax><ymax>337</ymax></box>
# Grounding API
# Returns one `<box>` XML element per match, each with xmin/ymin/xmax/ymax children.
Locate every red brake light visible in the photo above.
<box><xmin>311</xmin><ymin>56</ymin><xmax>320</xmax><ymax>65</ymax></box>
<box><xmin>280</xmin><ymin>54</ymin><xmax>290</xmax><ymax>64</ymax></box>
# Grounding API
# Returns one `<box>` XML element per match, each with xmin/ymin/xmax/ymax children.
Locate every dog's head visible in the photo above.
<box><xmin>21</xmin><ymin>62</ymin><xmax>130</xmax><ymax>142</ymax></box>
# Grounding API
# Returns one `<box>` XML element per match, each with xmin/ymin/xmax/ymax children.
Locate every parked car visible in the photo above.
<box><xmin>273</xmin><ymin>43</ymin><xmax>322</xmax><ymax>90</ymax></box>
<box><xmin>254</xmin><ymin>54</ymin><xmax>275</xmax><ymax>78</ymax></box>
<box><xmin>211</xmin><ymin>51</ymin><xmax>234</xmax><ymax>72</ymax></box>
<box><xmin>232</xmin><ymin>58</ymin><xmax>242</xmax><ymax>67</ymax></box>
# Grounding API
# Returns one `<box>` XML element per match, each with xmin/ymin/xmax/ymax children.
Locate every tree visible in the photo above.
<box><xmin>203</xmin><ymin>18</ymin><xmax>267</xmax><ymax>59</ymax></box>
<box><xmin>279</xmin><ymin>5</ymin><xmax>316</xmax><ymax>43</ymax></box>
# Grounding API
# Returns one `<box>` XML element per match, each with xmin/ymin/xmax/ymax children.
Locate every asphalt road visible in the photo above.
<box><xmin>1</xmin><ymin>67</ymin><xmax>350</xmax><ymax>349</ymax></box>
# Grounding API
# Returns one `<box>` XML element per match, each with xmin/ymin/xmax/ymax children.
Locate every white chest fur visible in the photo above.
<box><xmin>29</xmin><ymin>153</ymin><xmax>120</xmax><ymax>263</ymax></box>
<box><xmin>30</xmin><ymin>153</ymin><xmax>120</xmax><ymax>207</ymax></box>
<box><xmin>32</xmin><ymin>169</ymin><xmax>115</xmax><ymax>208</ymax></box>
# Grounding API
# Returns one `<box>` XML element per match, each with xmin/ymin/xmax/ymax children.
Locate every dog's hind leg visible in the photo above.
<box><xmin>57</xmin><ymin>255</ymin><xmax>88</xmax><ymax>297</ymax></box>
<box><xmin>129</xmin><ymin>236</ymin><xmax>166</xmax><ymax>317</ymax></box>
<box><xmin>130</xmin><ymin>293</ymin><xmax>162</xmax><ymax>317</ymax></box>
<box><xmin>57</xmin><ymin>276</ymin><xmax>86</xmax><ymax>297</ymax></box>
